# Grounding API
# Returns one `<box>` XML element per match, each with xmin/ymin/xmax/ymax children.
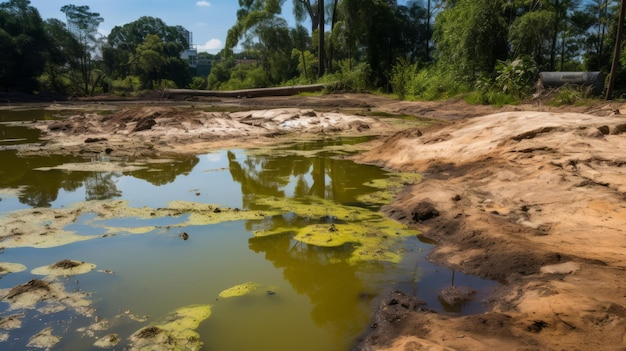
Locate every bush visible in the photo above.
<box><xmin>291</xmin><ymin>48</ymin><xmax>317</xmax><ymax>83</ymax></box>
<box><xmin>221</xmin><ymin>65</ymin><xmax>269</xmax><ymax>90</ymax></box>
<box><xmin>413</xmin><ymin>66</ymin><xmax>472</xmax><ymax>100</ymax></box>
<box><xmin>111</xmin><ymin>76</ymin><xmax>141</xmax><ymax>96</ymax></box>
<box><xmin>154</xmin><ymin>79</ymin><xmax>177</xmax><ymax>89</ymax></box>
<box><xmin>322</xmin><ymin>60</ymin><xmax>371</xmax><ymax>93</ymax></box>
<box><xmin>390</xmin><ymin>58</ymin><xmax>418</xmax><ymax>99</ymax></box>
<box><xmin>549</xmin><ymin>85</ymin><xmax>594</xmax><ymax>106</ymax></box>
<box><xmin>187</xmin><ymin>77</ymin><xmax>207</xmax><ymax>90</ymax></box>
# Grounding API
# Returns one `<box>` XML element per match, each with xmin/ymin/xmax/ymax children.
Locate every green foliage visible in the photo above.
<box><xmin>549</xmin><ymin>85</ymin><xmax>594</xmax><ymax>106</ymax></box>
<box><xmin>291</xmin><ymin>48</ymin><xmax>317</xmax><ymax>82</ymax></box>
<box><xmin>221</xmin><ymin>64</ymin><xmax>270</xmax><ymax>90</ymax></box>
<box><xmin>4</xmin><ymin>0</ymin><xmax>618</xmax><ymax>102</ymax></box>
<box><xmin>110</xmin><ymin>76</ymin><xmax>141</xmax><ymax>96</ymax></box>
<box><xmin>469</xmin><ymin>56</ymin><xmax>537</xmax><ymax>105</ymax></box>
<box><xmin>434</xmin><ymin>0</ymin><xmax>508</xmax><ymax>81</ymax></box>
<box><xmin>225</xmin><ymin>0</ymin><xmax>286</xmax><ymax>54</ymax></box>
<box><xmin>508</xmin><ymin>10</ymin><xmax>555</xmax><ymax>60</ymax></box>
<box><xmin>0</xmin><ymin>0</ymin><xmax>49</xmax><ymax>92</ymax></box>
<box><xmin>389</xmin><ymin>64</ymin><xmax>473</xmax><ymax>101</ymax></box>
<box><xmin>60</xmin><ymin>4</ymin><xmax>105</xmax><ymax>96</ymax></box>
<box><xmin>493</xmin><ymin>56</ymin><xmax>538</xmax><ymax>97</ymax></box>
<box><xmin>389</xmin><ymin>58</ymin><xmax>418</xmax><ymax>99</ymax></box>
<box><xmin>38</xmin><ymin>71</ymin><xmax>70</xmax><ymax>94</ymax></box>
<box><xmin>188</xmin><ymin>77</ymin><xmax>207</xmax><ymax>90</ymax></box>
<box><xmin>207</xmin><ymin>57</ymin><xmax>236</xmax><ymax>90</ymax></box>
<box><xmin>131</xmin><ymin>34</ymin><xmax>191</xmax><ymax>90</ymax></box>
<box><xmin>322</xmin><ymin>60</ymin><xmax>370</xmax><ymax>93</ymax></box>
<box><xmin>154</xmin><ymin>79</ymin><xmax>177</xmax><ymax>89</ymax></box>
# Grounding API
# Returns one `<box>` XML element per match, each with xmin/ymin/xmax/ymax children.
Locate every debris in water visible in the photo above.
<box><xmin>128</xmin><ymin>304</ymin><xmax>211</xmax><ymax>350</ymax></box>
<box><xmin>26</xmin><ymin>327</ymin><xmax>61</xmax><ymax>349</ymax></box>
<box><xmin>31</xmin><ymin>259</ymin><xmax>96</xmax><ymax>276</ymax></box>
<box><xmin>218</xmin><ymin>282</ymin><xmax>259</xmax><ymax>298</ymax></box>
<box><xmin>94</xmin><ymin>333</ymin><xmax>120</xmax><ymax>348</ymax></box>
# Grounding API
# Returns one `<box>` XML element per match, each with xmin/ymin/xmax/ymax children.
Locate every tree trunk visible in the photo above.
<box><xmin>327</xmin><ymin>0</ymin><xmax>339</xmax><ymax>73</ymax></box>
<box><xmin>550</xmin><ymin>0</ymin><xmax>560</xmax><ymax>71</ymax></box>
<box><xmin>318</xmin><ymin>0</ymin><xmax>325</xmax><ymax>77</ymax></box>
<box><xmin>426</xmin><ymin>0</ymin><xmax>431</xmax><ymax>60</ymax></box>
<box><xmin>606</xmin><ymin>0</ymin><xmax>626</xmax><ymax>99</ymax></box>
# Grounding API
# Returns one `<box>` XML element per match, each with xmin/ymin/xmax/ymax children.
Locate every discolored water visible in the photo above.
<box><xmin>0</xmin><ymin>110</ymin><xmax>496</xmax><ymax>351</ymax></box>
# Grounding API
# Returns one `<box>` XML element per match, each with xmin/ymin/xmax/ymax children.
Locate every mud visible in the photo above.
<box><xmin>3</xmin><ymin>93</ymin><xmax>626</xmax><ymax>350</ymax></box>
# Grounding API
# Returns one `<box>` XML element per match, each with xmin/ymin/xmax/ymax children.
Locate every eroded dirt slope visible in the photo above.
<box><xmin>354</xmin><ymin>111</ymin><xmax>626</xmax><ymax>350</ymax></box>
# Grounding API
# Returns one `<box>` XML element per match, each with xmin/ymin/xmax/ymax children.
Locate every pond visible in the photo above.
<box><xmin>0</xmin><ymin>109</ymin><xmax>496</xmax><ymax>350</ymax></box>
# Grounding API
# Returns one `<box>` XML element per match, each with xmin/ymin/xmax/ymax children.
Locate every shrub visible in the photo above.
<box><xmin>187</xmin><ymin>77</ymin><xmax>207</xmax><ymax>90</ymax></box>
<box><xmin>111</xmin><ymin>76</ymin><xmax>141</xmax><ymax>96</ymax></box>
<box><xmin>390</xmin><ymin>58</ymin><xmax>418</xmax><ymax>99</ymax></box>
<box><xmin>322</xmin><ymin>60</ymin><xmax>371</xmax><ymax>93</ymax></box>
<box><xmin>549</xmin><ymin>85</ymin><xmax>594</xmax><ymax>106</ymax></box>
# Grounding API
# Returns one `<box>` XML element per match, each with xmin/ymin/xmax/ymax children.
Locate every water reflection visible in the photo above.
<box><xmin>227</xmin><ymin>144</ymin><xmax>387</xmax><ymax>210</ymax></box>
<box><xmin>249</xmin><ymin>233</ymin><xmax>383</xmax><ymax>346</ymax></box>
<box><xmin>227</xmin><ymin>141</ymin><xmax>401</xmax><ymax>348</ymax></box>
<box><xmin>125</xmin><ymin>157</ymin><xmax>199</xmax><ymax>186</ymax></box>
<box><xmin>0</xmin><ymin>150</ymin><xmax>200</xmax><ymax>207</ymax></box>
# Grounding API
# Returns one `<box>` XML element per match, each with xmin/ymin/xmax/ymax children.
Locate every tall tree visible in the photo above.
<box><xmin>40</xmin><ymin>18</ymin><xmax>82</xmax><ymax>93</ymax></box>
<box><xmin>224</xmin><ymin>0</ymin><xmax>285</xmax><ymax>55</ymax></box>
<box><xmin>0</xmin><ymin>0</ymin><xmax>49</xmax><ymax>93</ymax></box>
<box><xmin>60</xmin><ymin>4</ymin><xmax>104</xmax><ymax>95</ymax></box>
<box><xmin>433</xmin><ymin>0</ymin><xmax>508</xmax><ymax>80</ymax></box>
<box><xmin>130</xmin><ymin>34</ymin><xmax>191</xmax><ymax>89</ymax></box>
<box><xmin>607</xmin><ymin>0</ymin><xmax>625</xmax><ymax>99</ymax></box>
<box><xmin>104</xmin><ymin>16</ymin><xmax>189</xmax><ymax>80</ymax></box>
<box><xmin>508</xmin><ymin>2</ymin><xmax>556</xmax><ymax>69</ymax></box>
<box><xmin>293</xmin><ymin>0</ymin><xmax>319</xmax><ymax>34</ymax></box>
<box><xmin>318</xmin><ymin>0</ymin><xmax>325</xmax><ymax>76</ymax></box>
<box><xmin>584</xmin><ymin>0</ymin><xmax>618</xmax><ymax>70</ymax></box>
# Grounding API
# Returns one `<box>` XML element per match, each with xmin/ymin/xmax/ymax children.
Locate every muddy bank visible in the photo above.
<box><xmin>9</xmin><ymin>103</ymin><xmax>401</xmax><ymax>159</ymax></box>
<box><xmin>353</xmin><ymin>110</ymin><xmax>626</xmax><ymax>350</ymax></box>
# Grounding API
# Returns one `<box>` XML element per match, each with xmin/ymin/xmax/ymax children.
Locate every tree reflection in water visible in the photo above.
<box><xmin>0</xmin><ymin>149</ymin><xmax>199</xmax><ymax>207</ymax></box>
<box><xmin>228</xmin><ymin>143</ymin><xmax>395</xmax><ymax>344</ymax></box>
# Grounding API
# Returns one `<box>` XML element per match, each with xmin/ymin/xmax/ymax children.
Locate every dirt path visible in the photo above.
<box><xmin>4</xmin><ymin>93</ymin><xmax>626</xmax><ymax>350</ymax></box>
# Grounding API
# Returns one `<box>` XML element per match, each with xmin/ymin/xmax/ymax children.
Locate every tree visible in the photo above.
<box><xmin>39</xmin><ymin>18</ymin><xmax>82</xmax><ymax>93</ymax></box>
<box><xmin>131</xmin><ymin>34</ymin><xmax>191</xmax><ymax>89</ymax></box>
<box><xmin>105</xmin><ymin>16</ymin><xmax>189</xmax><ymax>77</ymax></box>
<box><xmin>433</xmin><ymin>0</ymin><xmax>508</xmax><ymax>81</ymax></box>
<box><xmin>0</xmin><ymin>0</ymin><xmax>49</xmax><ymax>93</ymax></box>
<box><xmin>102</xmin><ymin>16</ymin><xmax>191</xmax><ymax>92</ymax></box>
<box><xmin>584</xmin><ymin>0</ymin><xmax>618</xmax><ymax>70</ymax></box>
<box><xmin>607</xmin><ymin>0</ymin><xmax>625</xmax><ymax>99</ymax></box>
<box><xmin>317</xmin><ymin>0</ymin><xmax>325</xmax><ymax>76</ymax></box>
<box><xmin>224</xmin><ymin>0</ymin><xmax>286</xmax><ymax>55</ymax></box>
<box><xmin>508</xmin><ymin>5</ymin><xmax>555</xmax><ymax>69</ymax></box>
<box><xmin>60</xmin><ymin>4</ymin><xmax>104</xmax><ymax>95</ymax></box>
<box><xmin>293</xmin><ymin>0</ymin><xmax>319</xmax><ymax>34</ymax></box>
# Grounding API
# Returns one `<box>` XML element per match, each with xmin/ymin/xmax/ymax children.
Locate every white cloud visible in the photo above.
<box><xmin>196</xmin><ymin>1</ymin><xmax>211</xmax><ymax>7</ymax></box>
<box><xmin>198</xmin><ymin>39</ymin><xmax>223</xmax><ymax>53</ymax></box>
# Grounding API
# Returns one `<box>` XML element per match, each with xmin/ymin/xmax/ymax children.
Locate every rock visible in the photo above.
<box><xmin>411</xmin><ymin>201</ymin><xmax>440</xmax><ymax>222</ymax></box>
<box><xmin>132</xmin><ymin>117</ymin><xmax>156</xmax><ymax>132</ymax></box>
<box><xmin>437</xmin><ymin>286</ymin><xmax>476</xmax><ymax>306</ymax></box>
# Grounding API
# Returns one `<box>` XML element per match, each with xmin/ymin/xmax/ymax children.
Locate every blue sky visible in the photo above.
<box><xmin>28</xmin><ymin>0</ymin><xmax>296</xmax><ymax>54</ymax></box>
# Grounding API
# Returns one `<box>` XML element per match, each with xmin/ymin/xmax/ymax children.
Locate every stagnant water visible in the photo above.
<box><xmin>0</xmin><ymin>109</ymin><xmax>496</xmax><ymax>350</ymax></box>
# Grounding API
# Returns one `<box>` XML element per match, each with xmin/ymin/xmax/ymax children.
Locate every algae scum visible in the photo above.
<box><xmin>0</xmin><ymin>110</ymin><xmax>494</xmax><ymax>350</ymax></box>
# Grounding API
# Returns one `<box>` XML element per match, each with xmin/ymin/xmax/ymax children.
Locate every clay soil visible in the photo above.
<box><xmin>5</xmin><ymin>93</ymin><xmax>626</xmax><ymax>350</ymax></box>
